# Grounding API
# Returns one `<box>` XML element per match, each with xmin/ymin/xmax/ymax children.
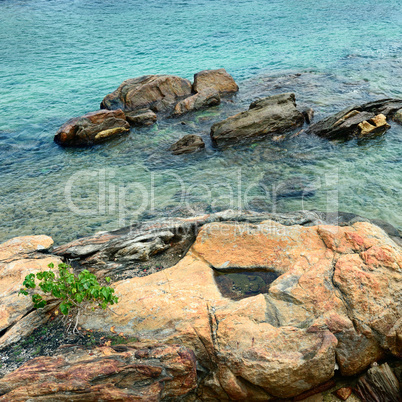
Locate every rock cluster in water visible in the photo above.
<box><xmin>1</xmin><ymin>210</ymin><xmax>401</xmax><ymax>400</ymax></box>
<box><xmin>54</xmin><ymin>68</ymin><xmax>402</xmax><ymax>153</ymax></box>
<box><xmin>54</xmin><ymin>69</ymin><xmax>238</xmax><ymax>147</ymax></box>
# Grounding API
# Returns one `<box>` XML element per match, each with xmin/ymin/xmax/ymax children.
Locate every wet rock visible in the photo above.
<box><xmin>193</xmin><ymin>68</ymin><xmax>238</xmax><ymax>95</ymax></box>
<box><xmin>300</xmin><ymin>107</ymin><xmax>315</xmax><ymax>124</ymax></box>
<box><xmin>0</xmin><ymin>236</ymin><xmax>62</xmax><ymax>349</ymax></box>
<box><xmin>172</xmin><ymin>89</ymin><xmax>220</xmax><ymax>116</ymax></box>
<box><xmin>210</xmin><ymin>93</ymin><xmax>305</xmax><ymax>145</ymax></box>
<box><xmin>358</xmin><ymin>113</ymin><xmax>390</xmax><ymax>136</ymax></box>
<box><xmin>0</xmin><ymin>344</ymin><xmax>197</xmax><ymax>401</ymax></box>
<box><xmin>125</xmin><ymin>108</ymin><xmax>157</xmax><ymax>126</ymax></box>
<box><xmin>100</xmin><ymin>75</ymin><xmax>192</xmax><ymax>113</ymax></box>
<box><xmin>54</xmin><ymin>109</ymin><xmax>130</xmax><ymax>147</ymax></box>
<box><xmin>393</xmin><ymin>108</ymin><xmax>402</xmax><ymax>124</ymax></box>
<box><xmin>169</xmin><ymin>134</ymin><xmax>205</xmax><ymax>155</ymax></box>
<box><xmin>307</xmin><ymin>98</ymin><xmax>402</xmax><ymax>139</ymax></box>
<box><xmin>77</xmin><ymin>218</ymin><xmax>402</xmax><ymax>399</ymax></box>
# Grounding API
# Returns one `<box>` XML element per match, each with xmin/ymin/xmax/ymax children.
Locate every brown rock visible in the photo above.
<box><xmin>54</xmin><ymin>109</ymin><xmax>130</xmax><ymax>147</ymax></box>
<box><xmin>169</xmin><ymin>134</ymin><xmax>205</xmax><ymax>155</ymax></box>
<box><xmin>125</xmin><ymin>108</ymin><xmax>157</xmax><ymax>126</ymax></box>
<box><xmin>0</xmin><ymin>236</ymin><xmax>62</xmax><ymax>349</ymax></box>
<box><xmin>100</xmin><ymin>75</ymin><xmax>192</xmax><ymax>113</ymax></box>
<box><xmin>333</xmin><ymin>387</ymin><xmax>353</xmax><ymax>400</ymax></box>
<box><xmin>172</xmin><ymin>89</ymin><xmax>220</xmax><ymax>116</ymax></box>
<box><xmin>355</xmin><ymin>362</ymin><xmax>401</xmax><ymax>402</ymax></box>
<box><xmin>0</xmin><ymin>344</ymin><xmax>197</xmax><ymax>401</ymax></box>
<box><xmin>210</xmin><ymin>93</ymin><xmax>305</xmax><ymax>145</ymax></box>
<box><xmin>193</xmin><ymin>68</ymin><xmax>238</xmax><ymax>95</ymax></box>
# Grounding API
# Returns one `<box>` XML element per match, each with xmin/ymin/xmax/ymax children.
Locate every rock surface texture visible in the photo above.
<box><xmin>172</xmin><ymin>89</ymin><xmax>220</xmax><ymax>116</ymax></box>
<box><xmin>68</xmin><ymin>213</ymin><xmax>402</xmax><ymax>400</ymax></box>
<box><xmin>0</xmin><ymin>344</ymin><xmax>197</xmax><ymax>401</ymax></box>
<box><xmin>0</xmin><ymin>236</ymin><xmax>61</xmax><ymax>349</ymax></box>
<box><xmin>54</xmin><ymin>109</ymin><xmax>130</xmax><ymax>146</ymax></box>
<box><xmin>100</xmin><ymin>75</ymin><xmax>193</xmax><ymax>113</ymax></box>
<box><xmin>307</xmin><ymin>98</ymin><xmax>402</xmax><ymax>139</ymax></box>
<box><xmin>210</xmin><ymin>93</ymin><xmax>305</xmax><ymax>145</ymax></box>
<box><xmin>125</xmin><ymin>109</ymin><xmax>157</xmax><ymax>126</ymax></box>
<box><xmin>192</xmin><ymin>68</ymin><xmax>239</xmax><ymax>95</ymax></box>
<box><xmin>169</xmin><ymin>134</ymin><xmax>205</xmax><ymax>155</ymax></box>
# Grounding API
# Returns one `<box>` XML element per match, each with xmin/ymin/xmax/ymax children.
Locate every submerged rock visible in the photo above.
<box><xmin>125</xmin><ymin>108</ymin><xmax>157</xmax><ymax>127</ymax></box>
<box><xmin>169</xmin><ymin>134</ymin><xmax>205</xmax><ymax>155</ymax></box>
<box><xmin>0</xmin><ymin>344</ymin><xmax>197</xmax><ymax>401</ymax></box>
<box><xmin>0</xmin><ymin>236</ymin><xmax>62</xmax><ymax>349</ymax></box>
<box><xmin>210</xmin><ymin>93</ymin><xmax>305</xmax><ymax>145</ymax></box>
<box><xmin>54</xmin><ymin>109</ymin><xmax>130</xmax><ymax>147</ymax></box>
<box><xmin>193</xmin><ymin>68</ymin><xmax>239</xmax><ymax>95</ymax></box>
<box><xmin>307</xmin><ymin>98</ymin><xmax>402</xmax><ymax>139</ymax></box>
<box><xmin>172</xmin><ymin>89</ymin><xmax>220</xmax><ymax>116</ymax></box>
<box><xmin>100</xmin><ymin>74</ymin><xmax>192</xmax><ymax>113</ymax></box>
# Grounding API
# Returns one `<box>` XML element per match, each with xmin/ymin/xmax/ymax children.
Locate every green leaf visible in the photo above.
<box><xmin>59</xmin><ymin>302</ymin><xmax>70</xmax><ymax>315</ymax></box>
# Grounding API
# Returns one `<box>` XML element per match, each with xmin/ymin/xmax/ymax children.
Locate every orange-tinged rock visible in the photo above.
<box><xmin>0</xmin><ymin>344</ymin><xmax>197</xmax><ymax>401</ymax></box>
<box><xmin>0</xmin><ymin>236</ymin><xmax>62</xmax><ymax>349</ymax></box>
<box><xmin>78</xmin><ymin>219</ymin><xmax>402</xmax><ymax>398</ymax></box>
<box><xmin>0</xmin><ymin>235</ymin><xmax>53</xmax><ymax>261</ymax></box>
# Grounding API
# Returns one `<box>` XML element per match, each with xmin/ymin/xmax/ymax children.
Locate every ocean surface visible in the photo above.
<box><xmin>0</xmin><ymin>0</ymin><xmax>401</xmax><ymax>244</ymax></box>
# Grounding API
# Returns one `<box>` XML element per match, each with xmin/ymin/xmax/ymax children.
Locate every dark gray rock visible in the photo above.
<box><xmin>300</xmin><ymin>107</ymin><xmax>314</xmax><ymax>124</ymax></box>
<box><xmin>169</xmin><ymin>134</ymin><xmax>205</xmax><ymax>155</ymax></box>
<box><xmin>307</xmin><ymin>98</ymin><xmax>402</xmax><ymax>139</ymax></box>
<box><xmin>210</xmin><ymin>93</ymin><xmax>305</xmax><ymax>145</ymax></box>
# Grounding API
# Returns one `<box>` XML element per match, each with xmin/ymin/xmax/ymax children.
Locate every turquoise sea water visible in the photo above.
<box><xmin>0</xmin><ymin>0</ymin><xmax>401</xmax><ymax>244</ymax></box>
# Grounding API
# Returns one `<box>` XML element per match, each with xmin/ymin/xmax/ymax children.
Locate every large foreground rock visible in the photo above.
<box><xmin>193</xmin><ymin>68</ymin><xmax>239</xmax><ymax>95</ymax></box>
<box><xmin>307</xmin><ymin>98</ymin><xmax>402</xmax><ymax>139</ymax></box>
<box><xmin>100</xmin><ymin>75</ymin><xmax>192</xmax><ymax>114</ymax></box>
<box><xmin>78</xmin><ymin>218</ymin><xmax>402</xmax><ymax>399</ymax></box>
<box><xmin>0</xmin><ymin>236</ymin><xmax>62</xmax><ymax>349</ymax></box>
<box><xmin>0</xmin><ymin>344</ymin><xmax>197</xmax><ymax>401</ymax></box>
<box><xmin>54</xmin><ymin>109</ymin><xmax>130</xmax><ymax>147</ymax></box>
<box><xmin>210</xmin><ymin>93</ymin><xmax>305</xmax><ymax>145</ymax></box>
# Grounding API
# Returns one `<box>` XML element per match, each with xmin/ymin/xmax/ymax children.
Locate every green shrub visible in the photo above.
<box><xmin>19</xmin><ymin>262</ymin><xmax>118</xmax><ymax>332</ymax></box>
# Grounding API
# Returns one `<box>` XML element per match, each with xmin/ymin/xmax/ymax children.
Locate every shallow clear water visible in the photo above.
<box><xmin>0</xmin><ymin>0</ymin><xmax>401</xmax><ymax>244</ymax></box>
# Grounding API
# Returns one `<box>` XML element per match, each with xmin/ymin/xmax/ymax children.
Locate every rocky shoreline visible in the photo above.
<box><xmin>1</xmin><ymin>209</ymin><xmax>401</xmax><ymax>400</ymax></box>
<box><xmin>1</xmin><ymin>70</ymin><xmax>402</xmax><ymax>401</ymax></box>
